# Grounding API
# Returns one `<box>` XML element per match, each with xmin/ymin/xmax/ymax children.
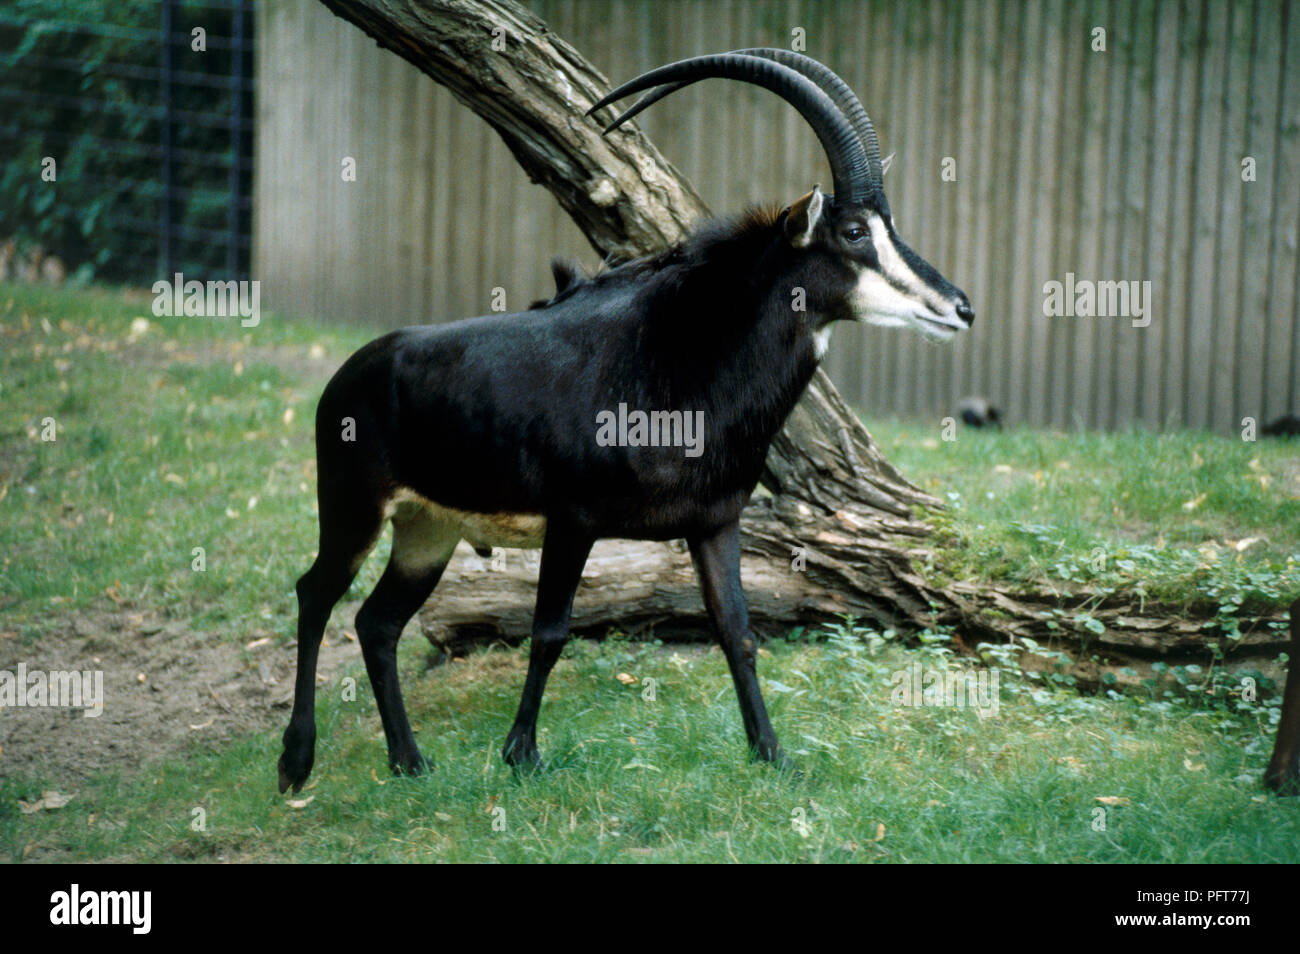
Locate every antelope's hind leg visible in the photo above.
<box><xmin>502</xmin><ymin>523</ymin><xmax>593</xmax><ymax>769</ymax></box>
<box><xmin>278</xmin><ymin>499</ymin><xmax>384</xmax><ymax>795</ymax></box>
<box><xmin>356</xmin><ymin>502</ymin><xmax>460</xmax><ymax>778</ymax></box>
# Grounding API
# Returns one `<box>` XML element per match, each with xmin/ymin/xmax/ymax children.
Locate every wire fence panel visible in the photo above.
<box><xmin>0</xmin><ymin>0</ymin><xmax>253</xmax><ymax>284</ymax></box>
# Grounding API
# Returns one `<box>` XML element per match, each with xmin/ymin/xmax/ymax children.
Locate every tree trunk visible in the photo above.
<box><xmin>313</xmin><ymin>0</ymin><xmax>1293</xmax><ymax>693</ymax></box>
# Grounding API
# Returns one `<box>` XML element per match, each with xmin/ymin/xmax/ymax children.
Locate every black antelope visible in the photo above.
<box><xmin>278</xmin><ymin>50</ymin><xmax>973</xmax><ymax>792</ymax></box>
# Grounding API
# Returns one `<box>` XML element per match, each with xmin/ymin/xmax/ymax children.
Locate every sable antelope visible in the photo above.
<box><xmin>277</xmin><ymin>50</ymin><xmax>973</xmax><ymax>792</ymax></box>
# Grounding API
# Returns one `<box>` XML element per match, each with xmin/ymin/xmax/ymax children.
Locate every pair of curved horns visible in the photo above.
<box><xmin>587</xmin><ymin>49</ymin><xmax>884</xmax><ymax>206</ymax></box>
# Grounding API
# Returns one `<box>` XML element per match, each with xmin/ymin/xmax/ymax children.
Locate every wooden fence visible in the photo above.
<box><xmin>255</xmin><ymin>0</ymin><xmax>1300</xmax><ymax>432</ymax></box>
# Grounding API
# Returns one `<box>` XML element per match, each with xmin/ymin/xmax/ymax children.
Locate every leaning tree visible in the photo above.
<box><xmin>311</xmin><ymin>0</ymin><xmax>1297</xmax><ymax>791</ymax></box>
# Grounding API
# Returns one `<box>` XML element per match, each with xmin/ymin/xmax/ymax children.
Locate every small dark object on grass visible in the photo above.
<box><xmin>958</xmin><ymin>396</ymin><xmax>1002</xmax><ymax>429</ymax></box>
<box><xmin>1262</xmin><ymin>414</ymin><xmax>1300</xmax><ymax>438</ymax></box>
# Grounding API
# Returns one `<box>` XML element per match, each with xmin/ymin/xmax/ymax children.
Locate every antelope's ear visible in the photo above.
<box><xmin>784</xmin><ymin>185</ymin><xmax>824</xmax><ymax>248</ymax></box>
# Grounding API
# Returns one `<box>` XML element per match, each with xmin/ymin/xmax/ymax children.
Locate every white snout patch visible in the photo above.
<box><xmin>851</xmin><ymin>213</ymin><xmax>966</xmax><ymax>341</ymax></box>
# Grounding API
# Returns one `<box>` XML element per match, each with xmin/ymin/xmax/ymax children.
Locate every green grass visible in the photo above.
<box><xmin>4</xmin><ymin>631</ymin><xmax>1296</xmax><ymax>863</ymax></box>
<box><xmin>1</xmin><ymin>279</ymin><xmax>1297</xmax><ymax>863</ymax></box>
<box><xmin>867</xmin><ymin>420</ymin><xmax>1300</xmax><ymax>610</ymax></box>
<box><xmin>0</xmin><ymin>281</ymin><xmax>377</xmax><ymax>643</ymax></box>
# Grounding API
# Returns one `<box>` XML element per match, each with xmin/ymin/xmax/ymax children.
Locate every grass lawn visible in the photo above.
<box><xmin>1</xmin><ymin>280</ymin><xmax>1297</xmax><ymax>862</ymax></box>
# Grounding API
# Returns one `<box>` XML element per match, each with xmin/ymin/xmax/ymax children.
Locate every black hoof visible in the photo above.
<box><xmin>277</xmin><ymin>751</ymin><xmax>312</xmax><ymax>794</ymax></box>
<box><xmin>390</xmin><ymin>751</ymin><xmax>434</xmax><ymax>778</ymax></box>
<box><xmin>755</xmin><ymin>746</ymin><xmax>802</xmax><ymax>779</ymax></box>
<box><xmin>502</xmin><ymin>733</ymin><xmax>543</xmax><ymax>771</ymax></box>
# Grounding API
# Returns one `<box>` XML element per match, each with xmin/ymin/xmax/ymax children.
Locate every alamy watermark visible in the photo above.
<box><xmin>0</xmin><ymin>664</ymin><xmax>104</xmax><ymax>717</ymax></box>
<box><xmin>50</xmin><ymin>884</ymin><xmax>150</xmax><ymax>934</ymax></box>
<box><xmin>595</xmin><ymin>402</ymin><xmax>705</xmax><ymax>458</ymax></box>
<box><xmin>890</xmin><ymin>662</ymin><xmax>999</xmax><ymax>718</ymax></box>
<box><xmin>1042</xmin><ymin>272</ymin><xmax>1152</xmax><ymax>328</ymax></box>
<box><xmin>151</xmin><ymin>272</ymin><xmax>260</xmax><ymax>327</ymax></box>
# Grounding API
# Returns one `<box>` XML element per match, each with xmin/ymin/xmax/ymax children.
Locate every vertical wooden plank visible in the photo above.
<box><xmin>984</xmin><ymin>0</ymin><xmax>1022</xmax><ymax>423</ymax></box>
<box><xmin>1110</xmin><ymin>0</ymin><xmax>1155</xmax><ymax>429</ymax></box>
<box><xmin>1137</xmin><ymin>0</ymin><xmax>1177</xmax><ymax>427</ymax></box>
<box><xmin>1003</xmin><ymin>0</ymin><xmax>1044</xmax><ymax>425</ymax></box>
<box><xmin>1092</xmin><ymin>0</ymin><xmax>1134</xmax><ymax>429</ymax></box>
<box><xmin>963</xmin><ymin>0</ymin><xmax>1002</xmax><ymax>425</ymax></box>
<box><xmin>897</xmin><ymin>1</ymin><xmax>926</xmax><ymax>415</ymax></box>
<box><xmin>917</xmin><ymin>0</ymin><xmax>947</xmax><ymax>421</ymax></box>
<box><xmin>1235</xmin><ymin>0</ymin><xmax>1277</xmax><ymax>424</ymax></box>
<box><xmin>941</xmin><ymin>0</ymin><xmax>971</xmax><ymax>420</ymax></box>
<box><xmin>1206</xmin><ymin>0</ymin><xmax>1252</xmax><ymax>431</ymax></box>
<box><xmin>1267</xmin><ymin>0</ymin><xmax>1300</xmax><ymax>417</ymax></box>
<box><xmin>1157</xmin><ymin>1</ymin><xmax>1199</xmax><ymax>425</ymax></box>
<box><xmin>1024</xmin><ymin>0</ymin><xmax>1061</xmax><ymax>427</ymax></box>
<box><xmin>1185</xmin><ymin>0</ymin><xmax>1229</xmax><ymax>429</ymax></box>
<box><xmin>1047</xmin><ymin>0</ymin><xmax>1087</xmax><ymax>428</ymax></box>
<box><xmin>1069</xmin><ymin>0</ymin><xmax>1108</xmax><ymax>427</ymax></box>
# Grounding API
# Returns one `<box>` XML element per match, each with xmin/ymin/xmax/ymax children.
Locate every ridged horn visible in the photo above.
<box><xmin>588</xmin><ymin>53</ymin><xmax>872</xmax><ymax>205</ymax></box>
<box><xmin>605</xmin><ymin>48</ymin><xmax>884</xmax><ymax>194</ymax></box>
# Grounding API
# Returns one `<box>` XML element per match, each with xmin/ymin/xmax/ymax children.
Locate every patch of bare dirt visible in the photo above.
<box><xmin>0</xmin><ymin>601</ymin><xmax>363</xmax><ymax>789</ymax></box>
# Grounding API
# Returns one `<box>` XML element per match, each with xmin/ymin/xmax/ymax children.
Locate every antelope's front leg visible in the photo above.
<box><xmin>689</xmin><ymin>521</ymin><xmax>792</xmax><ymax>769</ymax></box>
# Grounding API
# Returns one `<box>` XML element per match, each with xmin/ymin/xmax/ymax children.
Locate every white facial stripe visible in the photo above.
<box><xmin>867</xmin><ymin>213</ymin><xmax>915</xmax><ymax>288</ymax></box>
<box><xmin>851</xmin><ymin>213</ymin><xmax>965</xmax><ymax>338</ymax></box>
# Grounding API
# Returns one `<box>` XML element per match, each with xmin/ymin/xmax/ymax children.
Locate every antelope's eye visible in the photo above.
<box><xmin>843</xmin><ymin>226</ymin><xmax>867</xmax><ymax>243</ymax></box>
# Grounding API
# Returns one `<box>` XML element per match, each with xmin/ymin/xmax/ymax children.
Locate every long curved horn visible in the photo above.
<box><xmin>588</xmin><ymin>53</ymin><xmax>872</xmax><ymax>205</ymax></box>
<box><xmin>605</xmin><ymin>49</ymin><xmax>885</xmax><ymax>192</ymax></box>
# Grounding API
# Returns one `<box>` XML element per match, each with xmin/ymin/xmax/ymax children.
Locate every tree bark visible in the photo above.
<box><xmin>314</xmin><ymin>0</ymin><xmax>1293</xmax><ymax>691</ymax></box>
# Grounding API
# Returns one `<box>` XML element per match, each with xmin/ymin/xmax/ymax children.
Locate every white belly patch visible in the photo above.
<box><xmin>384</xmin><ymin>487</ymin><xmax>547</xmax><ymax>550</ymax></box>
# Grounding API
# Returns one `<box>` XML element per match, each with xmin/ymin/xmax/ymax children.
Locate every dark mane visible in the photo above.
<box><xmin>530</xmin><ymin>205</ymin><xmax>785</xmax><ymax>309</ymax></box>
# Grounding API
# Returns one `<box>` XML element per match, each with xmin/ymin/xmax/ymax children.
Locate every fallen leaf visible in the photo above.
<box><xmin>19</xmin><ymin>790</ymin><xmax>73</xmax><ymax>813</ymax></box>
<box><xmin>1095</xmin><ymin>795</ymin><xmax>1130</xmax><ymax>806</ymax></box>
<box><xmin>188</xmin><ymin>719</ymin><xmax>215</xmax><ymax>730</ymax></box>
<box><xmin>287</xmin><ymin>795</ymin><xmax>314</xmax><ymax>809</ymax></box>
<box><xmin>245</xmin><ymin>636</ymin><xmax>271</xmax><ymax>650</ymax></box>
<box><xmin>615</xmin><ymin>672</ymin><xmax>639</xmax><ymax>685</ymax></box>
<box><xmin>873</xmin><ymin>823</ymin><xmax>886</xmax><ymax>842</ymax></box>
<box><xmin>434</xmin><ymin>811</ymin><xmax>452</xmax><ymax>822</ymax></box>
<box><xmin>1181</xmin><ymin>492</ymin><xmax>1207</xmax><ymax>512</ymax></box>
<box><xmin>1183</xmin><ymin>758</ymin><xmax>1206</xmax><ymax>772</ymax></box>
